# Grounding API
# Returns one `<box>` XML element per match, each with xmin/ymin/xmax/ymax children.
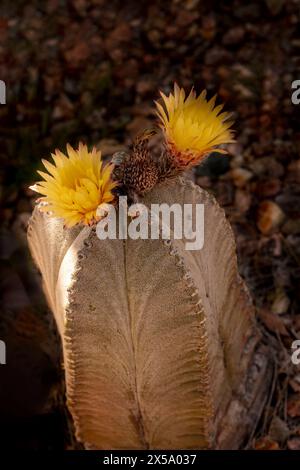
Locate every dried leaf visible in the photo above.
<box><xmin>257</xmin><ymin>308</ymin><xmax>289</xmax><ymax>336</ymax></box>
<box><xmin>254</xmin><ymin>436</ymin><xmax>280</xmax><ymax>450</ymax></box>
<box><xmin>287</xmin><ymin>394</ymin><xmax>300</xmax><ymax>418</ymax></box>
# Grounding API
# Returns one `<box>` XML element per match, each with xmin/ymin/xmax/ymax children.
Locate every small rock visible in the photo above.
<box><xmin>287</xmin><ymin>394</ymin><xmax>300</xmax><ymax>418</ymax></box>
<box><xmin>230</xmin><ymin>168</ymin><xmax>253</xmax><ymax>187</ymax></box>
<box><xmin>222</xmin><ymin>26</ymin><xmax>245</xmax><ymax>46</ymax></box>
<box><xmin>294</xmin><ymin>316</ymin><xmax>300</xmax><ymax>333</ymax></box>
<box><xmin>232</xmin><ymin>64</ymin><xmax>254</xmax><ymax>79</ymax></box>
<box><xmin>104</xmin><ymin>22</ymin><xmax>132</xmax><ymax>50</ymax></box>
<box><xmin>52</xmin><ymin>94</ymin><xmax>74</xmax><ymax>120</ymax></box>
<box><xmin>282</xmin><ymin>219</ymin><xmax>300</xmax><ymax>235</ymax></box>
<box><xmin>136</xmin><ymin>80</ymin><xmax>155</xmax><ymax>95</ymax></box>
<box><xmin>71</xmin><ymin>0</ymin><xmax>88</xmax><ymax>16</ymax></box>
<box><xmin>255</xmin><ymin>179</ymin><xmax>281</xmax><ymax>198</ymax></box>
<box><xmin>233</xmin><ymin>83</ymin><xmax>255</xmax><ymax>99</ymax></box>
<box><xmin>217</xmin><ymin>65</ymin><xmax>231</xmax><ymax>80</ymax></box>
<box><xmin>235</xmin><ymin>188</ymin><xmax>252</xmax><ymax>213</ymax></box>
<box><xmin>147</xmin><ymin>29</ymin><xmax>160</xmax><ymax>44</ymax></box>
<box><xmin>256</xmin><ymin>201</ymin><xmax>285</xmax><ymax>235</ymax></box>
<box><xmin>269</xmin><ymin>416</ymin><xmax>290</xmax><ymax>444</ymax></box>
<box><xmin>175</xmin><ymin>10</ymin><xmax>199</xmax><ymax>28</ymax></box>
<box><xmin>265</xmin><ymin>0</ymin><xmax>285</xmax><ymax>15</ymax></box>
<box><xmin>185</xmin><ymin>0</ymin><xmax>200</xmax><ymax>9</ymax></box>
<box><xmin>287</xmin><ymin>437</ymin><xmax>300</xmax><ymax>450</ymax></box>
<box><xmin>276</xmin><ymin>191</ymin><xmax>300</xmax><ymax>216</ymax></box>
<box><xmin>290</xmin><ymin>375</ymin><xmax>300</xmax><ymax>393</ymax></box>
<box><xmin>227</xmin><ymin>142</ymin><xmax>243</xmax><ymax>158</ymax></box>
<box><xmin>287</xmin><ymin>160</ymin><xmax>300</xmax><ymax>183</ymax></box>
<box><xmin>271</xmin><ymin>290</ymin><xmax>290</xmax><ymax>315</ymax></box>
<box><xmin>63</xmin><ymin>41</ymin><xmax>90</xmax><ymax>67</ymax></box>
<box><xmin>201</xmin><ymin>14</ymin><xmax>216</xmax><ymax>40</ymax></box>
<box><xmin>234</xmin><ymin>4</ymin><xmax>261</xmax><ymax>20</ymax></box>
<box><xmin>250</xmin><ymin>157</ymin><xmax>284</xmax><ymax>178</ymax></box>
<box><xmin>204</xmin><ymin>47</ymin><xmax>232</xmax><ymax>66</ymax></box>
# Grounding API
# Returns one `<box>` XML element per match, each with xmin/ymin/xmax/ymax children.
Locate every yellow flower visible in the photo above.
<box><xmin>31</xmin><ymin>143</ymin><xmax>118</xmax><ymax>227</ymax></box>
<box><xmin>156</xmin><ymin>83</ymin><xmax>235</xmax><ymax>167</ymax></box>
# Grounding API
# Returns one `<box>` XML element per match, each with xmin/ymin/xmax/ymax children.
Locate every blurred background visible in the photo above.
<box><xmin>1</xmin><ymin>0</ymin><xmax>300</xmax><ymax>450</ymax></box>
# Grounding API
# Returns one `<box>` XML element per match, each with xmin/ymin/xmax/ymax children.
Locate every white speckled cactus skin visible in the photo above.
<box><xmin>27</xmin><ymin>177</ymin><xmax>273</xmax><ymax>449</ymax></box>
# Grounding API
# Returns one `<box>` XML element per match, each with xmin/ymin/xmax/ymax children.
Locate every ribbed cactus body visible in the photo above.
<box><xmin>27</xmin><ymin>177</ymin><xmax>272</xmax><ymax>449</ymax></box>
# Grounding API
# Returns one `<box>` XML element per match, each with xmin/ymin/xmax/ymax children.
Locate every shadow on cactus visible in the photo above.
<box><xmin>27</xmin><ymin>84</ymin><xmax>273</xmax><ymax>449</ymax></box>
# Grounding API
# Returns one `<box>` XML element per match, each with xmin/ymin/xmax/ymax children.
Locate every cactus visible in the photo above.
<box><xmin>28</xmin><ymin>175</ymin><xmax>272</xmax><ymax>449</ymax></box>
<box><xmin>27</xmin><ymin>85</ymin><xmax>273</xmax><ymax>449</ymax></box>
